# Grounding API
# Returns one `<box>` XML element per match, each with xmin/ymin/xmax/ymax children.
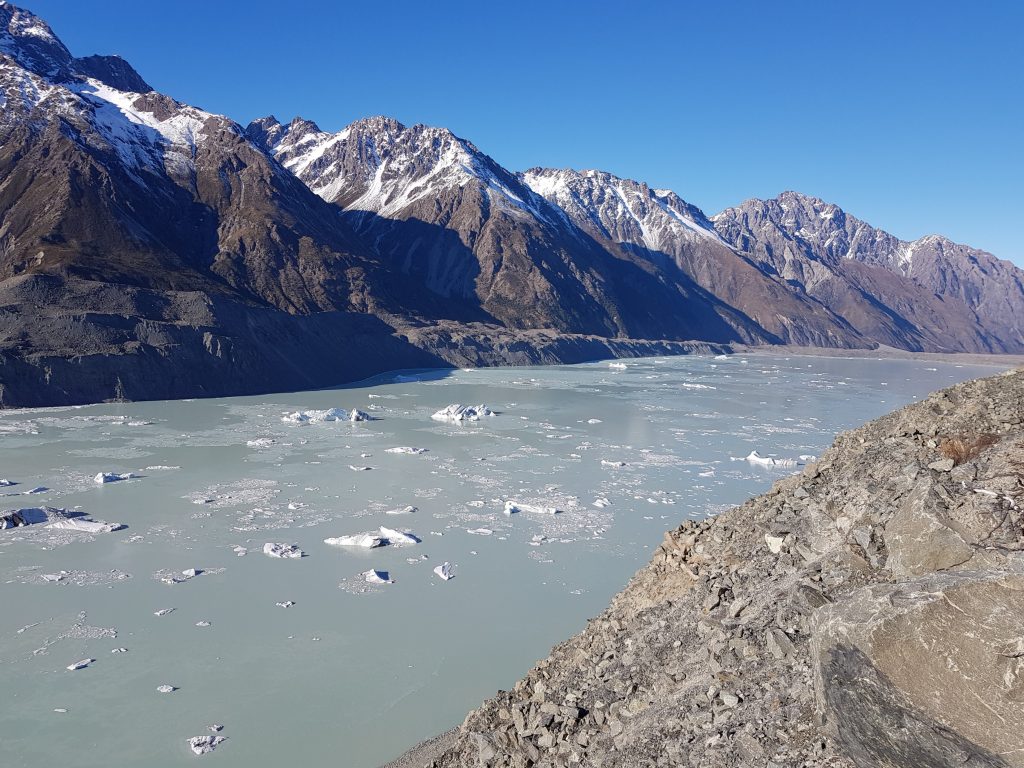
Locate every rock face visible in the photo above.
<box><xmin>422</xmin><ymin>369</ymin><xmax>1024</xmax><ymax>768</ymax></box>
<box><xmin>713</xmin><ymin>192</ymin><xmax>1024</xmax><ymax>353</ymax></box>
<box><xmin>2</xmin><ymin>2</ymin><xmax>1023</xmax><ymax>408</ymax></box>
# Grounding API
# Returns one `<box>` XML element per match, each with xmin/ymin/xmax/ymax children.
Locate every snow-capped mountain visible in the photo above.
<box><xmin>714</xmin><ymin>192</ymin><xmax>1024</xmax><ymax>351</ymax></box>
<box><xmin>0</xmin><ymin>1</ymin><xmax>1021</xmax><ymax>407</ymax></box>
<box><xmin>248</xmin><ymin>115</ymin><xmax>772</xmax><ymax>342</ymax></box>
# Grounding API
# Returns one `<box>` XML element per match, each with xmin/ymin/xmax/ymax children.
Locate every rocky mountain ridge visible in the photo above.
<box><xmin>403</xmin><ymin>368</ymin><xmax>1024</xmax><ymax>768</ymax></box>
<box><xmin>0</xmin><ymin>1</ymin><xmax>1022</xmax><ymax>408</ymax></box>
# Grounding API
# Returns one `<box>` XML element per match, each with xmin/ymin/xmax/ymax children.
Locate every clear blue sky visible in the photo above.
<box><xmin>23</xmin><ymin>0</ymin><xmax>1024</xmax><ymax>264</ymax></box>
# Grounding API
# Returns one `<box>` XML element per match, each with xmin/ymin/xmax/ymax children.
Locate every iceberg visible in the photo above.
<box><xmin>156</xmin><ymin>684</ymin><xmax>177</xmax><ymax>693</ymax></box>
<box><xmin>385</xmin><ymin>446</ymin><xmax>428</xmax><ymax>455</ymax></box>
<box><xmin>262</xmin><ymin>542</ymin><xmax>304</xmax><ymax>559</ymax></box>
<box><xmin>348</xmin><ymin>465</ymin><xmax>372</xmax><ymax>472</ymax></box>
<box><xmin>601</xmin><ymin>460</ymin><xmax>626</xmax><ymax>467</ymax></box>
<box><xmin>363</xmin><ymin>569</ymin><xmax>392</xmax><ymax>584</ymax></box>
<box><xmin>504</xmin><ymin>501</ymin><xmax>561</xmax><ymax>515</ymax></box>
<box><xmin>734</xmin><ymin>450</ymin><xmax>799</xmax><ymax>468</ymax></box>
<box><xmin>94</xmin><ymin>472</ymin><xmax>138</xmax><ymax>484</ymax></box>
<box><xmin>431</xmin><ymin>404</ymin><xmax>494</xmax><ymax>422</ymax></box>
<box><xmin>385</xmin><ymin>505</ymin><xmax>417</xmax><ymax>515</ymax></box>
<box><xmin>188</xmin><ymin>735</ymin><xmax>226</xmax><ymax>755</ymax></box>
<box><xmin>0</xmin><ymin>479</ymin><xmax>16</xmax><ymax>486</ymax></box>
<box><xmin>1</xmin><ymin>507</ymin><xmax>123</xmax><ymax>533</ymax></box>
<box><xmin>323</xmin><ymin>533</ymin><xmax>385</xmax><ymax>548</ymax></box>
<box><xmin>281</xmin><ymin>408</ymin><xmax>372</xmax><ymax>424</ymax></box>
<box><xmin>379</xmin><ymin>526</ymin><xmax>421</xmax><ymax>545</ymax></box>
<box><xmin>608</xmin><ymin>362</ymin><xmax>628</xmax><ymax>370</ymax></box>
<box><xmin>433</xmin><ymin>562</ymin><xmax>454</xmax><ymax>581</ymax></box>
<box><xmin>66</xmin><ymin>658</ymin><xmax>94</xmax><ymax>671</ymax></box>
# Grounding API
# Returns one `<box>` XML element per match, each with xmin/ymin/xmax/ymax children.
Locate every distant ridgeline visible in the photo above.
<box><xmin>1</xmin><ymin>0</ymin><xmax>1023</xmax><ymax>407</ymax></box>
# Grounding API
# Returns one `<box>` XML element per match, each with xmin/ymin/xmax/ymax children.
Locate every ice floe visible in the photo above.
<box><xmin>66</xmin><ymin>658</ymin><xmax>94</xmax><ymax>671</ymax></box>
<box><xmin>385</xmin><ymin>505</ymin><xmax>417</xmax><ymax>515</ymax></box>
<box><xmin>262</xmin><ymin>543</ymin><xmax>304</xmax><ymax>559</ymax></box>
<box><xmin>431</xmin><ymin>404</ymin><xmax>494</xmax><ymax>422</ymax></box>
<box><xmin>188</xmin><ymin>734</ymin><xmax>227</xmax><ymax>755</ymax></box>
<box><xmin>93</xmin><ymin>471</ymin><xmax>138</xmax><ymax>484</ymax></box>
<box><xmin>275</xmin><ymin>601</ymin><xmax>295</xmax><ymax>608</ymax></box>
<box><xmin>324</xmin><ymin>533</ymin><xmax>385</xmax><ymax>548</ymax></box>
<box><xmin>1</xmin><ymin>507</ymin><xmax>123</xmax><ymax>533</ymax></box>
<box><xmin>608</xmin><ymin>362</ymin><xmax>628</xmax><ymax>370</ymax></box>
<box><xmin>378</xmin><ymin>526</ymin><xmax>421</xmax><ymax>545</ymax></box>
<box><xmin>504</xmin><ymin>501</ymin><xmax>561</xmax><ymax>515</ymax></box>
<box><xmin>434</xmin><ymin>562</ymin><xmax>454</xmax><ymax>581</ymax></box>
<box><xmin>281</xmin><ymin>408</ymin><xmax>372</xmax><ymax>424</ymax></box>
<box><xmin>363</xmin><ymin>569</ymin><xmax>392</xmax><ymax>584</ymax></box>
<box><xmin>157</xmin><ymin>684</ymin><xmax>177</xmax><ymax>693</ymax></box>
<box><xmin>385</xmin><ymin>446</ymin><xmax>428</xmax><ymax>455</ymax></box>
<box><xmin>733</xmin><ymin>450</ymin><xmax>813</xmax><ymax>468</ymax></box>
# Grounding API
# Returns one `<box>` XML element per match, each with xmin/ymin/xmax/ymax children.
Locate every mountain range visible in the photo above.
<box><xmin>1</xmin><ymin>1</ymin><xmax>1021</xmax><ymax>407</ymax></box>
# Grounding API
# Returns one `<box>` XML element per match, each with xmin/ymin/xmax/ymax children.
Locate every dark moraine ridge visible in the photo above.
<box><xmin>389</xmin><ymin>368</ymin><xmax>1024</xmax><ymax>768</ymax></box>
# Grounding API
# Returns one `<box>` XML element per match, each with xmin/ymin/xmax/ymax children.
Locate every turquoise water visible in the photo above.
<box><xmin>0</xmin><ymin>355</ymin><xmax>1000</xmax><ymax>767</ymax></box>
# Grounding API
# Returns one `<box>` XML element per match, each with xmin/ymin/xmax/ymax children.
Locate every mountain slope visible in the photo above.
<box><xmin>520</xmin><ymin>168</ymin><xmax>868</xmax><ymax>348</ymax></box>
<box><xmin>248</xmin><ymin>115</ymin><xmax>771</xmax><ymax>343</ymax></box>
<box><xmin>713</xmin><ymin>192</ymin><xmax>1023</xmax><ymax>352</ymax></box>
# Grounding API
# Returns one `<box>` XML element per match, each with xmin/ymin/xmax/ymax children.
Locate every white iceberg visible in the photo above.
<box><xmin>188</xmin><ymin>735</ymin><xmax>227</xmax><ymax>755</ymax></box>
<box><xmin>379</xmin><ymin>526</ymin><xmax>421</xmax><ymax>545</ymax></box>
<box><xmin>0</xmin><ymin>479</ymin><xmax>16</xmax><ymax>486</ymax></box>
<box><xmin>323</xmin><ymin>533</ymin><xmax>386</xmax><ymax>548</ymax></box>
<box><xmin>246</xmin><ymin>438</ymin><xmax>275</xmax><ymax>448</ymax></box>
<box><xmin>94</xmin><ymin>472</ymin><xmax>138</xmax><ymax>484</ymax></box>
<box><xmin>734</xmin><ymin>450</ymin><xmax>801</xmax><ymax>468</ymax></box>
<box><xmin>348</xmin><ymin>465</ymin><xmax>372</xmax><ymax>472</ymax></box>
<box><xmin>434</xmin><ymin>562</ymin><xmax>454</xmax><ymax>581</ymax></box>
<box><xmin>2</xmin><ymin>507</ymin><xmax>123</xmax><ymax>533</ymax></box>
<box><xmin>156</xmin><ymin>684</ymin><xmax>177</xmax><ymax>693</ymax></box>
<box><xmin>275</xmin><ymin>600</ymin><xmax>295</xmax><ymax>608</ymax></box>
<box><xmin>363</xmin><ymin>569</ymin><xmax>393</xmax><ymax>584</ymax></box>
<box><xmin>385</xmin><ymin>446</ymin><xmax>428</xmax><ymax>455</ymax></box>
<box><xmin>467</xmin><ymin>527</ymin><xmax>493</xmax><ymax>536</ymax></box>
<box><xmin>601</xmin><ymin>460</ymin><xmax>626</xmax><ymax>468</ymax></box>
<box><xmin>608</xmin><ymin>362</ymin><xmax>628</xmax><ymax>370</ymax></box>
<box><xmin>385</xmin><ymin>505</ymin><xmax>417</xmax><ymax>515</ymax></box>
<box><xmin>66</xmin><ymin>658</ymin><xmax>94</xmax><ymax>671</ymax></box>
<box><xmin>504</xmin><ymin>501</ymin><xmax>561</xmax><ymax>515</ymax></box>
<box><xmin>263</xmin><ymin>542</ymin><xmax>304</xmax><ymax>559</ymax></box>
<box><xmin>281</xmin><ymin>408</ymin><xmax>372</xmax><ymax>424</ymax></box>
<box><xmin>431</xmin><ymin>404</ymin><xmax>494</xmax><ymax>422</ymax></box>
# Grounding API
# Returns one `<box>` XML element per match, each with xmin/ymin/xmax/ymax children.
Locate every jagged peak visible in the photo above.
<box><xmin>74</xmin><ymin>54</ymin><xmax>151</xmax><ymax>93</ymax></box>
<box><xmin>0</xmin><ymin>1</ymin><xmax>72</xmax><ymax>78</ymax></box>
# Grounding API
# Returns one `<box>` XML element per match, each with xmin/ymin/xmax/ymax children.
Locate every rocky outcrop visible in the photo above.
<box><xmin>420</xmin><ymin>369</ymin><xmax>1024</xmax><ymax>768</ymax></box>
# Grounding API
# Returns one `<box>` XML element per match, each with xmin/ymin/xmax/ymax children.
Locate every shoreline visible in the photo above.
<box><xmin>378</xmin><ymin>728</ymin><xmax>458</xmax><ymax>768</ymax></box>
<box><xmin>731</xmin><ymin>343</ymin><xmax>1024</xmax><ymax>368</ymax></box>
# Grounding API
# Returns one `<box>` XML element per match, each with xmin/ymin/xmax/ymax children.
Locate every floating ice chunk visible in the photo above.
<box><xmin>698</xmin><ymin>470</ymin><xmax>715</xmax><ymax>477</ymax></box>
<box><xmin>379</xmin><ymin>526</ymin><xmax>421</xmax><ymax>545</ymax></box>
<box><xmin>348</xmin><ymin>465</ymin><xmax>372</xmax><ymax>472</ymax></box>
<box><xmin>431</xmin><ymin>404</ymin><xmax>494</xmax><ymax>422</ymax></box>
<box><xmin>714</xmin><ymin>354</ymin><xmax>730</xmax><ymax>360</ymax></box>
<box><xmin>734</xmin><ymin>451</ymin><xmax>800</xmax><ymax>468</ymax></box>
<box><xmin>608</xmin><ymin>362</ymin><xmax>628</xmax><ymax>370</ymax></box>
<box><xmin>385</xmin><ymin>505</ymin><xmax>417</xmax><ymax>515</ymax></box>
<box><xmin>263</xmin><ymin>543</ymin><xmax>304</xmax><ymax>559</ymax></box>
<box><xmin>587</xmin><ymin>419</ymin><xmax>602</xmax><ymax>424</ymax></box>
<box><xmin>94</xmin><ymin>472</ymin><xmax>138</xmax><ymax>484</ymax></box>
<box><xmin>282</xmin><ymin>408</ymin><xmax>371</xmax><ymax>424</ymax></box>
<box><xmin>0</xmin><ymin>479</ymin><xmax>16</xmax><ymax>486</ymax></box>
<box><xmin>504</xmin><ymin>501</ymin><xmax>560</xmax><ymax>515</ymax></box>
<box><xmin>188</xmin><ymin>734</ymin><xmax>227</xmax><ymax>755</ymax></box>
<box><xmin>46</xmin><ymin>517</ymin><xmax>125</xmax><ymax>533</ymax></box>
<box><xmin>111</xmin><ymin>648</ymin><xmax>128</xmax><ymax>654</ymax></box>
<box><xmin>385</xmin><ymin>446</ymin><xmax>428</xmax><ymax>455</ymax></box>
<box><xmin>195</xmin><ymin>621</ymin><xmax>211</xmax><ymax>627</ymax></box>
<box><xmin>592</xmin><ymin>497</ymin><xmax>610</xmax><ymax>508</ymax></box>
<box><xmin>246</xmin><ymin>438</ymin><xmax>276</xmax><ymax>448</ymax></box>
<box><xmin>275</xmin><ymin>601</ymin><xmax>295</xmax><ymax>608</ymax></box>
<box><xmin>2</xmin><ymin>507</ymin><xmax>122</xmax><ymax>532</ymax></box>
<box><xmin>23</xmin><ymin>486</ymin><xmax>49</xmax><ymax>494</ymax></box>
<box><xmin>601</xmin><ymin>460</ymin><xmax>626</xmax><ymax>468</ymax></box>
<box><xmin>434</xmin><ymin>562</ymin><xmax>454</xmax><ymax>581</ymax></box>
<box><xmin>156</xmin><ymin>684</ymin><xmax>177</xmax><ymax>693</ymax></box>
<box><xmin>232</xmin><ymin>546</ymin><xmax>247</xmax><ymax>557</ymax></box>
<box><xmin>66</xmin><ymin>658</ymin><xmax>94</xmax><ymax>671</ymax></box>
<box><xmin>363</xmin><ymin>569</ymin><xmax>393</xmax><ymax>584</ymax></box>
<box><xmin>324</xmin><ymin>533</ymin><xmax>385</xmax><ymax>548</ymax></box>
<box><xmin>467</xmin><ymin>527</ymin><xmax>493</xmax><ymax>536</ymax></box>
<box><xmin>154</xmin><ymin>608</ymin><xmax>175</xmax><ymax>617</ymax></box>
<box><xmin>208</xmin><ymin>724</ymin><xmax>224</xmax><ymax>733</ymax></box>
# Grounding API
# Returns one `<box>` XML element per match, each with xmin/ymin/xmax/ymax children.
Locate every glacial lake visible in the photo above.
<box><xmin>0</xmin><ymin>354</ymin><xmax>1001</xmax><ymax>767</ymax></box>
